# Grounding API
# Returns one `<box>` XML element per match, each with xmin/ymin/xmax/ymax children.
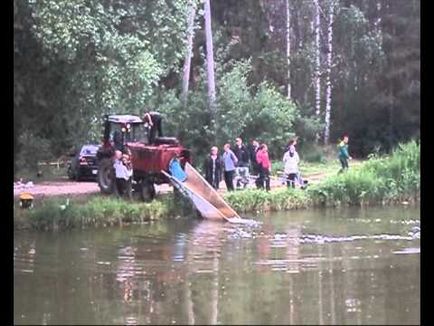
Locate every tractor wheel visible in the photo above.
<box><xmin>140</xmin><ymin>180</ymin><xmax>156</xmax><ymax>202</ymax></box>
<box><xmin>98</xmin><ymin>158</ymin><xmax>115</xmax><ymax>194</ymax></box>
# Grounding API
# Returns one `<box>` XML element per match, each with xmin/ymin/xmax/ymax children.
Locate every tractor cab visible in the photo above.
<box><xmin>102</xmin><ymin>114</ymin><xmax>149</xmax><ymax>150</ymax></box>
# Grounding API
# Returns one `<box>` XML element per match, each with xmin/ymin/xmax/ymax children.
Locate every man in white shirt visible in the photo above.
<box><xmin>283</xmin><ymin>146</ymin><xmax>300</xmax><ymax>188</ymax></box>
<box><xmin>113</xmin><ymin>150</ymin><xmax>133</xmax><ymax>196</ymax></box>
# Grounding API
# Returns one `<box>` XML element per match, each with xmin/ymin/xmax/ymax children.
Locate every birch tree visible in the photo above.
<box><xmin>181</xmin><ymin>0</ymin><xmax>197</xmax><ymax>106</ymax></box>
<box><xmin>204</xmin><ymin>0</ymin><xmax>216</xmax><ymax>114</ymax></box>
<box><xmin>323</xmin><ymin>0</ymin><xmax>335</xmax><ymax>145</ymax></box>
<box><xmin>286</xmin><ymin>0</ymin><xmax>291</xmax><ymax>100</ymax></box>
<box><xmin>313</xmin><ymin>0</ymin><xmax>321</xmax><ymax>141</ymax></box>
<box><xmin>374</xmin><ymin>0</ymin><xmax>383</xmax><ymax>54</ymax></box>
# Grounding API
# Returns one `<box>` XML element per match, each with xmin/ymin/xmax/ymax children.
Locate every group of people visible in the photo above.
<box><xmin>204</xmin><ymin>137</ymin><xmax>299</xmax><ymax>192</ymax></box>
<box><xmin>204</xmin><ymin>134</ymin><xmax>337</xmax><ymax>192</ymax></box>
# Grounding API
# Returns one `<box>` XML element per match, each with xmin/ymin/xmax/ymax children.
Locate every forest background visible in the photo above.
<box><xmin>14</xmin><ymin>0</ymin><xmax>420</xmax><ymax>174</ymax></box>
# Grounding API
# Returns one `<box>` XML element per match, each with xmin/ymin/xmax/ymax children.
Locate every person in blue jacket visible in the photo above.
<box><xmin>222</xmin><ymin>143</ymin><xmax>238</xmax><ymax>191</ymax></box>
<box><xmin>337</xmin><ymin>134</ymin><xmax>352</xmax><ymax>173</ymax></box>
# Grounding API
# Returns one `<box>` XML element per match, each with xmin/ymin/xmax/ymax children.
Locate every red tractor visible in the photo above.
<box><xmin>96</xmin><ymin>114</ymin><xmax>191</xmax><ymax>201</ymax></box>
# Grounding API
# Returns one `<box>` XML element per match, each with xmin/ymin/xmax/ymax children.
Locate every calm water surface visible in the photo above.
<box><xmin>14</xmin><ymin>205</ymin><xmax>420</xmax><ymax>325</ymax></box>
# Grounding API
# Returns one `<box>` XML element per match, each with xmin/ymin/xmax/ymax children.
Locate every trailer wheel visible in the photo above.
<box><xmin>140</xmin><ymin>180</ymin><xmax>155</xmax><ymax>202</ymax></box>
<box><xmin>98</xmin><ymin>158</ymin><xmax>115</xmax><ymax>194</ymax></box>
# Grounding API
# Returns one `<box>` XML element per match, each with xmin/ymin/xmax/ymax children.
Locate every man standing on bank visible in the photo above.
<box><xmin>204</xmin><ymin>146</ymin><xmax>223</xmax><ymax>190</ymax></box>
<box><xmin>222</xmin><ymin>143</ymin><xmax>238</xmax><ymax>191</ymax></box>
<box><xmin>338</xmin><ymin>134</ymin><xmax>352</xmax><ymax>174</ymax></box>
<box><xmin>233</xmin><ymin>137</ymin><xmax>250</xmax><ymax>189</ymax></box>
<box><xmin>143</xmin><ymin>110</ymin><xmax>163</xmax><ymax>144</ymax></box>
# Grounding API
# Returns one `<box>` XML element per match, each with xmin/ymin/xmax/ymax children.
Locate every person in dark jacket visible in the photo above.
<box><xmin>204</xmin><ymin>146</ymin><xmax>223</xmax><ymax>189</ymax></box>
<box><xmin>248</xmin><ymin>139</ymin><xmax>261</xmax><ymax>188</ymax></box>
<box><xmin>143</xmin><ymin>111</ymin><xmax>163</xmax><ymax>144</ymax></box>
<box><xmin>233</xmin><ymin>137</ymin><xmax>250</xmax><ymax>189</ymax></box>
<box><xmin>248</xmin><ymin>139</ymin><xmax>260</xmax><ymax>174</ymax></box>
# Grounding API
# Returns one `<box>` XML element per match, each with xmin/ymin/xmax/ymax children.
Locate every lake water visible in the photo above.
<box><xmin>14</xmin><ymin>205</ymin><xmax>420</xmax><ymax>325</ymax></box>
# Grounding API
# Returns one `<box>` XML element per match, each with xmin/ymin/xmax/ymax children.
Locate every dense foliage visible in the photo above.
<box><xmin>14</xmin><ymin>0</ymin><xmax>419</xmax><ymax>174</ymax></box>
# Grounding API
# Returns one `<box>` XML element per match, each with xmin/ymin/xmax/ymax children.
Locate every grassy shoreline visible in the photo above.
<box><xmin>14</xmin><ymin>141</ymin><xmax>419</xmax><ymax>231</ymax></box>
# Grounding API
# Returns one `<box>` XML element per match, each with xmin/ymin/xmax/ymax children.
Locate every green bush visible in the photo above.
<box><xmin>308</xmin><ymin>140</ymin><xmax>420</xmax><ymax>206</ymax></box>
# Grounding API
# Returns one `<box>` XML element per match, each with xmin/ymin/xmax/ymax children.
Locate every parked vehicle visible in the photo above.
<box><xmin>67</xmin><ymin>144</ymin><xmax>100</xmax><ymax>181</ymax></box>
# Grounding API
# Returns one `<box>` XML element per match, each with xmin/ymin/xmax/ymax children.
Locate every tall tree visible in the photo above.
<box><xmin>204</xmin><ymin>0</ymin><xmax>216</xmax><ymax>114</ymax></box>
<box><xmin>285</xmin><ymin>0</ymin><xmax>291</xmax><ymax>100</ymax></box>
<box><xmin>181</xmin><ymin>0</ymin><xmax>198</xmax><ymax>106</ymax></box>
<box><xmin>323</xmin><ymin>0</ymin><xmax>336</xmax><ymax>145</ymax></box>
<box><xmin>313</xmin><ymin>0</ymin><xmax>322</xmax><ymax>141</ymax></box>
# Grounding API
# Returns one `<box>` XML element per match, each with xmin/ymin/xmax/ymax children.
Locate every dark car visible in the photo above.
<box><xmin>67</xmin><ymin>144</ymin><xmax>100</xmax><ymax>181</ymax></box>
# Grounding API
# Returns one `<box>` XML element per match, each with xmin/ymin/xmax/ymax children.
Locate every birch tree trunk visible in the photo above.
<box><xmin>181</xmin><ymin>0</ymin><xmax>197</xmax><ymax>106</ymax></box>
<box><xmin>286</xmin><ymin>0</ymin><xmax>291</xmax><ymax>100</ymax></box>
<box><xmin>204</xmin><ymin>0</ymin><xmax>216</xmax><ymax>114</ymax></box>
<box><xmin>323</xmin><ymin>0</ymin><xmax>334</xmax><ymax>145</ymax></box>
<box><xmin>374</xmin><ymin>0</ymin><xmax>383</xmax><ymax>52</ymax></box>
<box><xmin>313</xmin><ymin>0</ymin><xmax>321</xmax><ymax>142</ymax></box>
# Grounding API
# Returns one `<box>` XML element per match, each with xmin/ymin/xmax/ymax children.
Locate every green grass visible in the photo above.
<box><xmin>224</xmin><ymin>188</ymin><xmax>311</xmax><ymax>213</ymax></box>
<box><xmin>14</xmin><ymin>193</ymin><xmax>192</xmax><ymax>231</ymax></box>
<box><xmin>307</xmin><ymin>140</ymin><xmax>420</xmax><ymax>206</ymax></box>
<box><xmin>272</xmin><ymin>158</ymin><xmax>351</xmax><ymax>177</ymax></box>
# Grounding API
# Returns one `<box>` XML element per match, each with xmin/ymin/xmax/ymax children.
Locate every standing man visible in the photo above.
<box><xmin>222</xmin><ymin>143</ymin><xmax>238</xmax><ymax>191</ymax></box>
<box><xmin>248</xmin><ymin>139</ymin><xmax>260</xmax><ymax>173</ymax></box>
<box><xmin>337</xmin><ymin>134</ymin><xmax>352</xmax><ymax>174</ymax></box>
<box><xmin>113</xmin><ymin>150</ymin><xmax>133</xmax><ymax>198</ymax></box>
<box><xmin>283</xmin><ymin>145</ymin><xmax>300</xmax><ymax>188</ymax></box>
<box><xmin>143</xmin><ymin>110</ymin><xmax>163</xmax><ymax>144</ymax></box>
<box><xmin>233</xmin><ymin>137</ymin><xmax>250</xmax><ymax>189</ymax></box>
<box><xmin>204</xmin><ymin>146</ymin><xmax>223</xmax><ymax>189</ymax></box>
<box><xmin>248</xmin><ymin>139</ymin><xmax>260</xmax><ymax>188</ymax></box>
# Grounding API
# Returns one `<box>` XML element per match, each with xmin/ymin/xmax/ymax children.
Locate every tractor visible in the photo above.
<box><xmin>96</xmin><ymin>114</ymin><xmax>191</xmax><ymax>201</ymax></box>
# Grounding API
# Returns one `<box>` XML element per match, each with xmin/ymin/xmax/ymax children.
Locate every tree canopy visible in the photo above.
<box><xmin>14</xmin><ymin>0</ymin><xmax>419</xmax><ymax>172</ymax></box>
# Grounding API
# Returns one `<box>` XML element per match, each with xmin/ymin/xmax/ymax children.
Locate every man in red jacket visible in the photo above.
<box><xmin>256</xmin><ymin>144</ymin><xmax>271</xmax><ymax>191</ymax></box>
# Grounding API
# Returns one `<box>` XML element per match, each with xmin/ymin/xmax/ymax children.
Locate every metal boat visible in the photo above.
<box><xmin>162</xmin><ymin>163</ymin><xmax>240</xmax><ymax>221</ymax></box>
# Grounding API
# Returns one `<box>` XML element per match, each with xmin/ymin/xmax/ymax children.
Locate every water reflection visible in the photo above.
<box><xmin>14</xmin><ymin>206</ymin><xmax>420</xmax><ymax>325</ymax></box>
<box><xmin>14</xmin><ymin>239</ymin><xmax>36</xmax><ymax>274</ymax></box>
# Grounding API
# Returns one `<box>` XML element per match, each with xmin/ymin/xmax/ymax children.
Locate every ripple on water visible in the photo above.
<box><xmin>393</xmin><ymin>247</ymin><xmax>420</xmax><ymax>255</ymax></box>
